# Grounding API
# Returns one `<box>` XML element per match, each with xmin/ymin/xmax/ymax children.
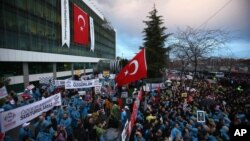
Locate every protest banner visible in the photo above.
<box><xmin>0</xmin><ymin>93</ymin><xmax>62</xmax><ymax>132</ymax></box>
<box><xmin>65</xmin><ymin>79</ymin><xmax>99</xmax><ymax>89</ymax></box>
<box><xmin>54</xmin><ymin>80</ymin><xmax>65</xmax><ymax>87</ymax></box>
<box><xmin>80</xmin><ymin>74</ymin><xmax>93</xmax><ymax>80</ymax></box>
<box><xmin>145</xmin><ymin>83</ymin><xmax>164</xmax><ymax>92</ymax></box>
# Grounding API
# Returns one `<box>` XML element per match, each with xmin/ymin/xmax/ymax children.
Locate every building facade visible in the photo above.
<box><xmin>0</xmin><ymin>0</ymin><xmax>116</xmax><ymax>92</ymax></box>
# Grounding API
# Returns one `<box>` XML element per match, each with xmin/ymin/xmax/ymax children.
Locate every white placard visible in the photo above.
<box><xmin>126</xmin><ymin>98</ymin><xmax>133</xmax><ymax>104</ymax></box>
<box><xmin>0</xmin><ymin>86</ymin><xmax>8</xmax><ymax>99</ymax></box>
<box><xmin>121</xmin><ymin>92</ymin><xmax>128</xmax><ymax>98</ymax></box>
<box><xmin>197</xmin><ymin>110</ymin><xmax>205</xmax><ymax>122</ymax></box>
<box><xmin>95</xmin><ymin>85</ymin><xmax>102</xmax><ymax>94</ymax></box>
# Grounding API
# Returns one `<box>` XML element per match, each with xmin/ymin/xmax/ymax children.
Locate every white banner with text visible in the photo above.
<box><xmin>0</xmin><ymin>93</ymin><xmax>62</xmax><ymax>132</ymax></box>
<box><xmin>65</xmin><ymin>79</ymin><xmax>99</xmax><ymax>89</ymax></box>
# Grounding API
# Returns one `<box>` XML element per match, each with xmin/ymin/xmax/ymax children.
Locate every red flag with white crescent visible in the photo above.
<box><xmin>73</xmin><ymin>4</ymin><xmax>89</xmax><ymax>45</ymax></box>
<box><xmin>115</xmin><ymin>48</ymin><xmax>147</xmax><ymax>86</ymax></box>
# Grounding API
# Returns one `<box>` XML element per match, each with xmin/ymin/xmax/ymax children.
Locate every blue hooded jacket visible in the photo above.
<box><xmin>18</xmin><ymin>127</ymin><xmax>33</xmax><ymax>141</ymax></box>
<box><xmin>60</xmin><ymin>117</ymin><xmax>72</xmax><ymax>135</ymax></box>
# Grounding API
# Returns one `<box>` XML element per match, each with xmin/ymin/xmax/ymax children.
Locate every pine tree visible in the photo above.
<box><xmin>142</xmin><ymin>5</ymin><xmax>172</xmax><ymax>78</ymax></box>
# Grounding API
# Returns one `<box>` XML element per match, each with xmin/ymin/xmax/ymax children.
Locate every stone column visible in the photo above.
<box><xmin>53</xmin><ymin>63</ymin><xmax>57</xmax><ymax>79</ymax></box>
<box><xmin>71</xmin><ymin>63</ymin><xmax>74</xmax><ymax>77</ymax></box>
<box><xmin>23</xmin><ymin>62</ymin><xmax>29</xmax><ymax>88</ymax></box>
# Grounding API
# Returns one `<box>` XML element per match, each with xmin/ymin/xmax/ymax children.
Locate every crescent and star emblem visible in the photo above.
<box><xmin>125</xmin><ymin>60</ymin><xmax>139</xmax><ymax>76</ymax></box>
<box><xmin>77</xmin><ymin>15</ymin><xmax>86</xmax><ymax>31</ymax></box>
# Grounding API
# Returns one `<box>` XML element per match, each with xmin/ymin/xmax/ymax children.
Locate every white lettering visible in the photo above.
<box><xmin>242</xmin><ymin>129</ymin><xmax>247</xmax><ymax>136</ymax></box>
<box><xmin>234</xmin><ymin>129</ymin><xmax>241</xmax><ymax>136</ymax></box>
<box><xmin>234</xmin><ymin>129</ymin><xmax>247</xmax><ymax>136</ymax></box>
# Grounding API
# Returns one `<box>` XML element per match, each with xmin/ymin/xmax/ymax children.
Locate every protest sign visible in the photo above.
<box><xmin>197</xmin><ymin>110</ymin><xmax>205</xmax><ymax>122</ymax></box>
<box><xmin>0</xmin><ymin>86</ymin><xmax>8</xmax><ymax>99</ymax></box>
<box><xmin>0</xmin><ymin>93</ymin><xmax>62</xmax><ymax>132</ymax></box>
<box><xmin>65</xmin><ymin>79</ymin><xmax>99</xmax><ymax>89</ymax></box>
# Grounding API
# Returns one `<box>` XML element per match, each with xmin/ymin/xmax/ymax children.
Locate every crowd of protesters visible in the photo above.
<box><xmin>129</xmin><ymin>76</ymin><xmax>250</xmax><ymax>141</ymax></box>
<box><xmin>0</xmin><ymin>74</ymin><xmax>249</xmax><ymax>141</ymax></box>
<box><xmin>0</xmin><ymin>78</ymin><xmax>125</xmax><ymax>141</ymax></box>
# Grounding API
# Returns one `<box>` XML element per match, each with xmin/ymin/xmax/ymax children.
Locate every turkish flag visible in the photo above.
<box><xmin>73</xmin><ymin>4</ymin><xmax>89</xmax><ymax>45</ymax></box>
<box><xmin>130</xmin><ymin>102</ymin><xmax>138</xmax><ymax>128</ymax></box>
<box><xmin>157</xmin><ymin>84</ymin><xmax>161</xmax><ymax>95</ymax></box>
<box><xmin>115</xmin><ymin>49</ymin><xmax>147</xmax><ymax>86</ymax></box>
<box><xmin>138</xmin><ymin>90</ymin><xmax>143</xmax><ymax>101</ymax></box>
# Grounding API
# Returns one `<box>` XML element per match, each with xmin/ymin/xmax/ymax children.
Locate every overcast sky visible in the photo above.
<box><xmin>94</xmin><ymin>0</ymin><xmax>250</xmax><ymax>59</ymax></box>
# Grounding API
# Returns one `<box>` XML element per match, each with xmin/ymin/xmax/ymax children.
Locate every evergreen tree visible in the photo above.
<box><xmin>142</xmin><ymin>5</ymin><xmax>172</xmax><ymax>78</ymax></box>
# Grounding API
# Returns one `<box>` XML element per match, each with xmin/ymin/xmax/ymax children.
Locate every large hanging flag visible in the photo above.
<box><xmin>115</xmin><ymin>48</ymin><xmax>147</xmax><ymax>86</ymax></box>
<box><xmin>73</xmin><ymin>4</ymin><xmax>89</xmax><ymax>45</ymax></box>
<box><xmin>61</xmin><ymin>0</ymin><xmax>70</xmax><ymax>47</ymax></box>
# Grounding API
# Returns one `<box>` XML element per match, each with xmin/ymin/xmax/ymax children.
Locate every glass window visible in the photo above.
<box><xmin>27</xmin><ymin>0</ymin><xmax>36</xmax><ymax>15</ymax></box>
<box><xmin>28</xmin><ymin>18</ymin><xmax>37</xmax><ymax>35</ymax></box>
<box><xmin>5</xmin><ymin>10</ymin><xmax>17</xmax><ymax>31</ymax></box>
<box><xmin>37</xmin><ymin>22</ymin><xmax>45</xmax><ymax>37</ymax></box>
<box><xmin>29</xmin><ymin>62</ymin><xmax>53</xmax><ymax>74</ymax></box>
<box><xmin>74</xmin><ymin>63</ymin><xmax>84</xmax><ymax>70</ymax></box>
<box><xmin>0</xmin><ymin>62</ymin><xmax>23</xmax><ymax>76</ymax></box>
<box><xmin>6</xmin><ymin>83</ymin><xmax>25</xmax><ymax>94</ymax></box>
<box><xmin>19</xmin><ymin>34</ymin><xmax>30</xmax><ymax>50</ymax></box>
<box><xmin>46</xmin><ymin>0</ymin><xmax>57</xmax><ymax>7</ymax></box>
<box><xmin>18</xmin><ymin>16</ymin><xmax>28</xmax><ymax>33</ymax></box>
<box><xmin>57</xmin><ymin>63</ymin><xmax>71</xmax><ymax>72</ymax></box>
<box><xmin>5</xmin><ymin>31</ymin><xmax>18</xmax><ymax>49</ymax></box>
<box><xmin>35</xmin><ymin>2</ymin><xmax>43</xmax><ymax>17</ymax></box>
<box><xmin>5</xmin><ymin>0</ymin><xmax>16</xmax><ymax>7</ymax></box>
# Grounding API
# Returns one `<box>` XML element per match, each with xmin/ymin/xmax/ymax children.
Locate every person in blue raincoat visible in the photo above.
<box><xmin>169</xmin><ymin>123</ymin><xmax>182</xmax><ymax>141</ymax></box>
<box><xmin>121</xmin><ymin>107</ymin><xmax>128</xmax><ymax>128</ymax></box>
<box><xmin>18</xmin><ymin>122</ymin><xmax>34</xmax><ymax>141</ymax></box>
<box><xmin>134</xmin><ymin>131</ymin><xmax>146</xmax><ymax>141</ymax></box>
<box><xmin>71</xmin><ymin>107</ymin><xmax>81</xmax><ymax>138</ymax></box>
<box><xmin>36</xmin><ymin>124</ymin><xmax>55</xmax><ymax>141</ymax></box>
<box><xmin>34</xmin><ymin>116</ymin><xmax>50</xmax><ymax>137</ymax></box>
<box><xmin>33</xmin><ymin>87</ymin><xmax>41</xmax><ymax>101</ymax></box>
<box><xmin>60</xmin><ymin>113</ymin><xmax>73</xmax><ymax>141</ymax></box>
<box><xmin>48</xmin><ymin>79</ymin><xmax>55</xmax><ymax>94</ymax></box>
<box><xmin>81</xmin><ymin>102</ymin><xmax>90</xmax><ymax>119</ymax></box>
<box><xmin>75</xmin><ymin>96</ymin><xmax>84</xmax><ymax>109</ymax></box>
<box><xmin>2</xmin><ymin>101</ymin><xmax>13</xmax><ymax>111</ymax></box>
<box><xmin>47</xmin><ymin>112</ymin><xmax>58</xmax><ymax>131</ymax></box>
<box><xmin>220</xmin><ymin>126</ymin><xmax>230</xmax><ymax>141</ymax></box>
